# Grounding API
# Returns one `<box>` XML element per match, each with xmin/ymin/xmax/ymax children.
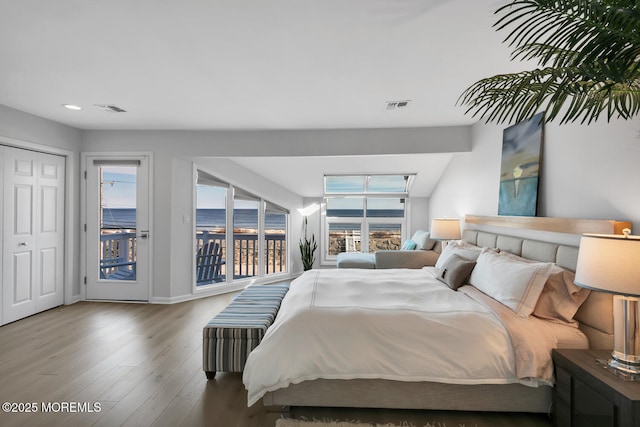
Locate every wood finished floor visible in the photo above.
<box><xmin>0</xmin><ymin>294</ymin><xmax>552</xmax><ymax>427</ymax></box>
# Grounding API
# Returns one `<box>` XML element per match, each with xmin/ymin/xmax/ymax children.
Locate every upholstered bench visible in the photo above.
<box><xmin>202</xmin><ymin>283</ymin><xmax>289</xmax><ymax>379</ymax></box>
<box><xmin>336</xmin><ymin>252</ymin><xmax>376</xmax><ymax>269</ymax></box>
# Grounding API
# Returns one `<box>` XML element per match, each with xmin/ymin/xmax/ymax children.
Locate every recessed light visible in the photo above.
<box><xmin>62</xmin><ymin>104</ymin><xmax>82</xmax><ymax>111</ymax></box>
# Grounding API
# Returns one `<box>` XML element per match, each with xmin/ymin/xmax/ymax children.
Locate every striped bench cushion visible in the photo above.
<box><xmin>202</xmin><ymin>283</ymin><xmax>289</xmax><ymax>376</ymax></box>
<box><xmin>232</xmin><ymin>283</ymin><xmax>289</xmax><ymax>300</ymax></box>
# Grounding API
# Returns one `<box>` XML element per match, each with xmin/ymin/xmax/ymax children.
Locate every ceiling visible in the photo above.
<box><xmin>0</xmin><ymin>0</ymin><xmax>525</xmax><ymax>198</ymax></box>
<box><xmin>0</xmin><ymin>0</ymin><xmax>523</xmax><ymax>131</ymax></box>
<box><xmin>229</xmin><ymin>153</ymin><xmax>454</xmax><ymax>198</ymax></box>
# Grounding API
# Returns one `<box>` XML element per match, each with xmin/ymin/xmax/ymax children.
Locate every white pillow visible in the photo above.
<box><xmin>435</xmin><ymin>241</ymin><xmax>482</xmax><ymax>269</ymax></box>
<box><xmin>411</xmin><ymin>230</ymin><xmax>436</xmax><ymax>250</ymax></box>
<box><xmin>469</xmin><ymin>248</ymin><xmax>553</xmax><ymax>318</ymax></box>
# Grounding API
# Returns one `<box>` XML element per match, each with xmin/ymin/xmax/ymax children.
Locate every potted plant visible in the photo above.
<box><xmin>299</xmin><ymin>217</ymin><xmax>318</xmax><ymax>271</ymax></box>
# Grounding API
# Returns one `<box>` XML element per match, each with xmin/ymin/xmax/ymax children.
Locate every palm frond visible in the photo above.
<box><xmin>459</xmin><ymin>65</ymin><xmax>640</xmax><ymax>124</ymax></box>
<box><xmin>459</xmin><ymin>0</ymin><xmax>640</xmax><ymax>124</ymax></box>
<box><xmin>497</xmin><ymin>0</ymin><xmax>640</xmax><ymax>67</ymax></box>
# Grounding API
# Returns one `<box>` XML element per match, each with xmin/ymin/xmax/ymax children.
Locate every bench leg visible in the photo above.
<box><xmin>205</xmin><ymin>371</ymin><xmax>216</xmax><ymax>380</ymax></box>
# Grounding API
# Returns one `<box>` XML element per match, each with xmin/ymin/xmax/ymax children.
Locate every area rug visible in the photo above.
<box><xmin>276</xmin><ymin>420</ymin><xmax>449</xmax><ymax>427</ymax></box>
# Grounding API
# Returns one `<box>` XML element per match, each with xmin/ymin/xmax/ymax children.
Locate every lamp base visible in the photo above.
<box><xmin>596</xmin><ymin>358</ymin><xmax>640</xmax><ymax>381</ymax></box>
<box><xmin>593</xmin><ymin>296</ymin><xmax>640</xmax><ymax>381</ymax></box>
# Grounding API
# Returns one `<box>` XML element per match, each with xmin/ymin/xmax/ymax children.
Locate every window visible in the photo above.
<box><xmin>323</xmin><ymin>174</ymin><xmax>413</xmax><ymax>263</ymax></box>
<box><xmin>326</xmin><ymin>197</ymin><xmax>364</xmax><ymax>255</ymax></box>
<box><xmin>234</xmin><ymin>189</ymin><xmax>259</xmax><ymax>279</ymax></box>
<box><xmin>325</xmin><ymin>174</ymin><xmax>411</xmax><ymax>194</ymax></box>
<box><xmin>265</xmin><ymin>202</ymin><xmax>288</xmax><ymax>275</ymax></box>
<box><xmin>195</xmin><ymin>170</ymin><xmax>288</xmax><ymax>288</ymax></box>
<box><xmin>196</xmin><ymin>174</ymin><xmax>228</xmax><ymax>285</ymax></box>
<box><xmin>367</xmin><ymin>197</ymin><xmax>405</xmax><ymax>253</ymax></box>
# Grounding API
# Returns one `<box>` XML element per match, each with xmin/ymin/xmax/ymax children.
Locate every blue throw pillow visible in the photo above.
<box><xmin>401</xmin><ymin>239</ymin><xmax>417</xmax><ymax>250</ymax></box>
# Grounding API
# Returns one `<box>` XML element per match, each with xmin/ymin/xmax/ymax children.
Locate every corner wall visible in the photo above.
<box><xmin>429</xmin><ymin>118</ymin><xmax>640</xmax><ymax>234</ymax></box>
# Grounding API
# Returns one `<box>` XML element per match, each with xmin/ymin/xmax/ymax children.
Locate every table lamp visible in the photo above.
<box><xmin>430</xmin><ymin>218</ymin><xmax>461</xmax><ymax>249</ymax></box>
<box><xmin>574</xmin><ymin>229</ymin><xmax>640</xmax><ymax>377</ymax></box>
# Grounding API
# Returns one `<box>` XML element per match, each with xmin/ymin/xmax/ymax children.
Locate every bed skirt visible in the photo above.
<box><xmin>262</xmin><ymin>378</ymin><xmax>552</xmax><ymax>413</ymax></box>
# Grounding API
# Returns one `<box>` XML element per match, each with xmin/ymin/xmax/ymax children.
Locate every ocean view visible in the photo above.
<box><xmin>101</xmin><ymin>208</ymin><xmax>286</xmax><ymax>230</ymax></box>
<box><xmin>101</xmin><ymin>208</ymin><xmax>404</xmax><ymax>229</ymax></box>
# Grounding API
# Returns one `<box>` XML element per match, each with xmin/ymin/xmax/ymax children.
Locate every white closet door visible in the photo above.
<box><xmin>34</xmin><ymin>152</ymin><xmax>65</xmax><ymax>312</ymax></box>
<box><xmin>2</xmin><ymin>147</ymin><xmax>65</xmax><ymax>325</ymax></box>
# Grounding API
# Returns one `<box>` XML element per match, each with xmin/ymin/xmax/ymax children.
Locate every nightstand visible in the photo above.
<box><xmin>552</xmin><ymin>349</ymin><xmax>640</xmax><ymax>427</ymax></box>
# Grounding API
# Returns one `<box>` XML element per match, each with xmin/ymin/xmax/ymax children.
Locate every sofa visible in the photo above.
<box><xmin>336</xmin><ymin>230</ymin><xmax>441</xmax><ymax>269</ymax></box>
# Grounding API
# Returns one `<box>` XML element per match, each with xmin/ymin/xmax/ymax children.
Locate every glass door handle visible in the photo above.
<box><xmin>138</xmin><ymin>231</ymin><xmax>149</xmax><ymax>239</ymax></box>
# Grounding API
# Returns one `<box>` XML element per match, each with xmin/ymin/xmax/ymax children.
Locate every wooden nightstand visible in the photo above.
<box><xmin>552</xmin><ymin>349</ymin><xmax>640</xmax><ymax>427</ymax></box>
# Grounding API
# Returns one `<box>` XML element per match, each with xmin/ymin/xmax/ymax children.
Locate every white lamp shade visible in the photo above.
<box><xmin>575</xmin><ymin>233</ymin><xmax>640</xmax><ymax>297</ymax></box>
<box><xmin>430</xmin><ymin>218</ymin><xmax>461</xmax><ymax>240</ymax></box>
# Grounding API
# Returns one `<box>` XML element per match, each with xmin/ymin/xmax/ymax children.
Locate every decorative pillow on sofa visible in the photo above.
<box><xmin>436</xmin><ymin>254</ymin><xmax>477</xmax><ymax>290</ymax></box>
<box><xmin>469</xmin><ymin>248</ymin><xmax>553</xmax><ymax>318</ymax></box>
<box><xmin>411</xmin><ymin>230</ymin><xmax>436</xmax><ymax>250</ymax></box>
<box><xmin>533</xmin><ymin>265</ymin><xmax>591</xmax><ymax>326</ymax></box>
<box><xmin>434</xmin><ymin>241</ymin><xmax>483</xmax><ymax>270</ymax></box>
<box><xmin>401</xmin><ymin>239</ymin><xmax>417</xmax><ymax>250</ymax></box>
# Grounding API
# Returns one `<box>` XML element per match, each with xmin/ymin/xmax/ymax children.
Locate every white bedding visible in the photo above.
<box><xmin>242</xmin><ymin>268</ymin><xmax>585</xmax><ymax>406</ymax></box>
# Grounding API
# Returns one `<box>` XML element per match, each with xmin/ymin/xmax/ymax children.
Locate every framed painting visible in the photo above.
<box><xmin>498</xmin><ymin>112</ymin><xmax>544</xmax><ymax>216</ymax></box>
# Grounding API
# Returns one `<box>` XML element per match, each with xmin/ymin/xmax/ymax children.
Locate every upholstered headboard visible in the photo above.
<box><xmin>462</xmin><ymin>229</ymin><xmax>614</xmax><ymax>350</ymax></box>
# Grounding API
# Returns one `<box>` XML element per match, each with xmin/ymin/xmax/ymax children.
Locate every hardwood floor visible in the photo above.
<box><xmin>0</xmin><ymin>294</ymin><xmax>552</xmax><ymax>427</ymax></box>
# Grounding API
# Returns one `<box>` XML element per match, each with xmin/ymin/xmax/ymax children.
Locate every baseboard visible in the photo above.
<box><xmin>67</xmin><ymin>295</ymin><xmax>83</xmax><ymax>305</ymax></box>
<box><xmin>150</xmin><ymin>282</ymin><xmax>248</xmax><ymax>304</ymax></box>
<box><xmin>77</xmin><ymin>274</ymin><xmax>301</xmax><ymax>305</ymax></box>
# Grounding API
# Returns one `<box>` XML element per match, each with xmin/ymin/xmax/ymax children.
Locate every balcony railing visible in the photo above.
<box><xmin>99</xmin><ymin>229</ymin><xmax>286</xmax><ymax>283</ymax></box>
<box><xmin>196</xmin><ymin>230</ymin><xmax>286</xmax><ymax>284</ymax></box>
<box><xmin>100</xmin><ymin>230</ymin><xmax>137</xmax><ymax>280</ymax></box>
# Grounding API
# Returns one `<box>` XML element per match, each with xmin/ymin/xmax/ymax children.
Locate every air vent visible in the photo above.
<box><xmin>94</xmin><ymin>104</ymin><xmax>127</xmax><ymax>113</ymax></box>
<box><xmin>385</xmin><ymin>100</ymin><xmax>411</xmax><ymax>110</ymax></box>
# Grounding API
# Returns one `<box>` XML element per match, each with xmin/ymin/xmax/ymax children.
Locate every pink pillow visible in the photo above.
<box><xmin>533</xmin><ymin>265</ymin><xmax>591</xmax><ymax>326</ymax></box>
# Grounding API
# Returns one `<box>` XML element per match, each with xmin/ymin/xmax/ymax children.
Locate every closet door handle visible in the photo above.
<box><xmin>18</xmin><ymin>242</ymin><xmax>28</xmax><ymax>246</ymax></box>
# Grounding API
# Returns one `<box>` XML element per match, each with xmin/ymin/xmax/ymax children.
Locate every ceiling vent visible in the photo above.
<box><xmin>385</xmin><ymin>100</ymin><xmax>411</xmax><ymax>110</ymax></box>
<box><xmin>94</xmin><ymin>104</ymin><xmax>127</xmax><ymax>113</ymax></box>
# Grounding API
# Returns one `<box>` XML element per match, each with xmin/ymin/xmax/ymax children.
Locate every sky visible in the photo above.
<box><xmin>101</xmin><ymin>167</ymin><xmax>137</xmax><ymax>209</ymax></box>
<box><xmin>103</xmin><ymin>169</ymin><xmax>407</xmax><ymax>212</ymax></box>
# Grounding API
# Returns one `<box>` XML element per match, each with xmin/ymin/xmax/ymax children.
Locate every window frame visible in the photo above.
<box><xmin>194</xmin><ymin>169</ymin><xmax>289</xmax><ymax>291</ymax></box>
<box><xmin>324</xmin><ymin>173</ymin><xmax>415</xmax><ymax>195</ymax></box>
<box><xmin>321</xmin><ymin>174</ymin><xmax>413</xmax><ymax>265</ymax></box>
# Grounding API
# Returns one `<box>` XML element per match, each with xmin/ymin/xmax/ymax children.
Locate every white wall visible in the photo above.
<box><xmin>83</xmin><ymin>127</ymin><xmax>471</xmax><ymax>157</ymax></box>
<box><xmin>0</xmin><ymin>105</ymin><xmax>82</xmax><ymax>153</ymax></box>
<box><xmin>81</xmin><ymin>131</ymin><xmax>305</xmax><ymax>301</ymax></box>
<box><xmin>12</xmin><ymin>100</ymin><xmax>637</xmax><ymax>303</ymax></box>
<box><xmin>0</xmin><ymin>105</ymin><xmax>83</xmax><ymax>301</ymax></box>
<box><xmin>430</xmin><ymin>118</ymin><xmax>640</xmax><ymax>235</ymax></box>
<box><xmin>409</xmin><ymin>196</ymin><xmax>430</xmax><ymax>235</ymax></box>
<box><xmin>81</xmin><ymin>127</ymin><xmax>471</xmax><ymax>291</ymax></box>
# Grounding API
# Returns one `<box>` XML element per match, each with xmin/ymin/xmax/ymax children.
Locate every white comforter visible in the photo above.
<box><xmin>243</xmin><ymin>268</ymin><xmax>554</xmax><ymax>406</ymax></box>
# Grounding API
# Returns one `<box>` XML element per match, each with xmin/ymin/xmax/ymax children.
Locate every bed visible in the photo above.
<box><xmin>242</xmin><ymin>229</ymin><xmax>614</xmax><ymax>413</ymax></box>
